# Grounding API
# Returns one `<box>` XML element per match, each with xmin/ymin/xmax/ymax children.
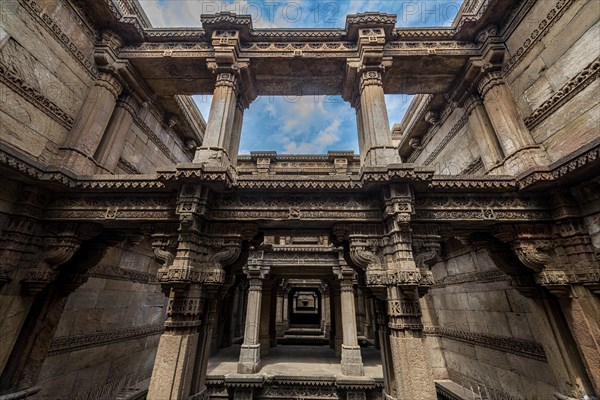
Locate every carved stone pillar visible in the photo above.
<box><xmin>477</xmin><ymin>72</ymin><xmax>548</xmax><ymax>174</ymax></box>
<box><xmin>356</xmin><ymin>70</ymin><xmax>399</xmax><ymax>167</ymax></box>
<box><xmin>94</xmin><ymin>94</ymin><xmax>138</xmax><ymax>173</ymax></box>
<box><xmin>322</xmin><ymin>287</ymin><xmax>330</xmax><ymax>339</ymax></box>
<box><xmin>338</xmin><ymin>184</ymin><xmax>436</xmax><ymax>399</ymax></box>
<box><xmin>386</xmin><ymin>285</ymin><xmax>435</xmax><ymax>400</ymax></box>
<box><xmin>59</xmin><ymin>71</ymin><xmax>123</xmax><ymax>174</ymax></box>
<box><xmin>148</xmin><ymin>185</ymin><xmax>251</xmax><ymax>399</ymax></box>
<box><xmin>336</xmin><ymin>265</ymin><xmax>364</xmax><ymax>376</ymax></box>
<box><xmin>355</xmin><ymin>286</ymin><xmax>366</xmax><ymax>337</ymax></box>
<box><xmin>238</xmin><ymin>250</ymin><xmax>269</xmax><ymax>374</ymax></box>
<box><xmin>148</xmin><ymin>285</ymin><xmax>204</xmax><ymax>400</ymax></box>
<box><xmin>194</xmin><ymin>30</ymin><xmax>255</xmax><ymax>169</ymax></box>
<box><xmin>229</xmin><ymin>98</ymin><xmax>247</xmax><ymax>168</ymax></box>
<box><xmin>194</xmin><ymin>72</ymin><xmax>239</xmax><ymax>168</ymax></box>
<box><xmin>375</xmin><ymin>299</ymin><xmax>395</xmax><ymax>399</ymax></box>
<box><xmin>344</xmin><ymin>22</ymin><xmax>399</xmax><ymax>168</ymax></box>
<box><xmin>464</xmin><ymin>94</ymin><xmax>504</xmax><ymax>171</ymax></box>
<box><xmin>275</xmin><ymin>286</ymin><xmax>285</xmax><ymax>338</ymax></box>
<box><xmin>259</xmin><ymin>280</ymin><xmax>272</xmax><ymax>356</ymax></box>
<box><xmin>282</xmin><ymin>287</ymin><xmax>290</xmax><ymax>332</ymax></box>
<box><xmin>332</xmin><ymin>284</ymin><xmax>343</xmax><ymax>356</ymax></box>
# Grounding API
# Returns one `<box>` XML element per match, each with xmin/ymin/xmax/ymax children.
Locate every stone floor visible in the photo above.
<box><xmin>207</xmin><ymin>344</ymin><xmax>384</xmax><ymax>379</ymax></box>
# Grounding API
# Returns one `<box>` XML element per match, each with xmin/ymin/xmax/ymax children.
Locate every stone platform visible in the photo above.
<box><xmin>206</xmin><ymin>345</ymin><xmax>384</xmax><ymax>399</ymax></box>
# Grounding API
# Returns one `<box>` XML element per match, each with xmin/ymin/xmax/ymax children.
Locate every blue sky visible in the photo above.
<box><xmin>139</xmin><ymin>1</ymin><xmax>463</xmax><ymax>153</ymax></box>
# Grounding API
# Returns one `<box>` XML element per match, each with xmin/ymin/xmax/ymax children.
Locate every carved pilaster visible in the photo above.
<box><xmin>335</xmin><ymin>261</ymin><xmax>364</xmax><ymax>376</ymax></box>
<box><xmin>238</xmin><ymin>248</ymin><xmax>270</xmax><ymax>374</ymax></box>
<box><xmin>476</xmin><ymin>70</ymin><xmax>548</xmax><ymax>174</ymax></box>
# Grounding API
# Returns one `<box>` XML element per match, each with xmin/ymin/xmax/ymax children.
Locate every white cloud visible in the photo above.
<box><xmin>283</xmin><ymin>118</ymin><xmax>341</xmax><ymax>153</ymax></box>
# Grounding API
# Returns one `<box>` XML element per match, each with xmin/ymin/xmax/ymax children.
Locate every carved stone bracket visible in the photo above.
<box><xmin>493</xmin><ymin>222</ymin><xmax>600</xmax><ymax>297</ymax></box>
<box><xmin>19</xmin><ymin>222</ymin><xmax>103</xmax><ymax>295</ymax></box>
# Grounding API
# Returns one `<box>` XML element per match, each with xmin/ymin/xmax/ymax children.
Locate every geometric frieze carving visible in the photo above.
<box><xmin>0</xmin><ymin>62</ymin><xmax>75</xmax><ymax>129</ymax></box>
<box><xmin>413</xmin><ymin>194</ymin><xmax>551</xmax><ymax>222</ymax></box>
<box><xmin>44</xmin><ymin>195</ymin><xmax>177</xmax><ymax>221</ymax></box>
<box><xmin>502</xmin><ymin>0</ymin><xmax>578</xmax><ymax>76</ymax></box>
<box><xmin>211</xmin><ymin>194</ymin><xmax>381</xmax><ymax>222</ymax></box>
<box><xmin>47</xmin><ymin>323</ymin><xmax>165</xmax><ymax>356</ymax></box>
<box><xmin>423</xmin><ymin>326</ymin><xmax>548</xmax><ymax>362</ymax></box>
<box><xmin>365</xmin><ymin>270</ymin><xmax>433</xmax><ymax>287</ymax></box>
<box><xmin>524</xmin><ymin>56</ymin><xmax>600</xmax><ymax>129</ymax></box>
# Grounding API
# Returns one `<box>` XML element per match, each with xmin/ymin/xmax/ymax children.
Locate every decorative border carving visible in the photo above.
<box><xmin>117</xmin><ymin>158</ymin><xmax>141</xmax><ymax>174</ymax></box>
<box><xmin>424</xmin><ymin>326</ymin><xmax>547</xmax><ymax>361</ymax></box>
<box><xmin>502</xmin><ymin>0</ymin><xmax>578</xmax><ymax>77</ymax></box>
<box><xmin>19</xmin><ymin>0</ymin><xmax>98</xmax><ymax>77</ymax></box>
<box><xmin>460</xmin><ymin>158</ymin><xmax>484</xmax><ymax>175</ymax></box>
<box><xmin>0</xmin><ymin>62</ymin><xmax>74</xmax><ymax>129</ymax></box>
<box><xmin>48</xmin><ymin>323</ymin><xmax>164</xmax><ymax>355</ymax></box>
<box><xmin>87</xmin><ymin>264</ymin><xmax>157</xmax><ymax>284</ymax></box>
<box><xmin>432</xmin><ymin>269</ymin><xmax>508</xmax><ymax>288</ymax></box>
<box><xmin>524</xmin><ymin>57</ymin><xmax>600</xmax><ymax>129</ymax></box>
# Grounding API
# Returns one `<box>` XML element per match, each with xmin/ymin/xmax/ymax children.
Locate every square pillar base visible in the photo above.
<box><xmin>341</xmin><ymin>345</ymin><xmax>364</xmax><ymax>376</ymax></box>
<box><xmin>364</xmin><ymin>147</ymin><xmax>402</xmax><ymax>167</ymax></box>
<box><xmin>193</xmin><ymin>147</ymin><xmax>232</xmax><ymax>169</ymax></box>
<box><xmin>238</xmin><ymin>344</ymin><xmax>261</xmax><ymax>374</ymax></box>
<box><xmin>491</xmin><ymin>145</ymin><xmax>549</xmax><ymax>175</ymax></box>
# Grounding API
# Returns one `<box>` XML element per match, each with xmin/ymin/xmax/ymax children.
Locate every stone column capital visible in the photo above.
<box><xmin>214</xmin><ymin>72</ymin><xmax>239</xmax><ymax>91</ymax></box>
<box><xmin>359</xmin><ymin>69</ymin><xmax>384</xmax><ymax>92</ymax></box>
<box><xmin>463</xmin><ymin>93</ymin><xmax>484</xmax><ymax>114</ymax></box>
<box><xmin>477</xmin><ymin>71</ymin><xmax>505</xmax><ymax>97</ymax></box>
<box><xmin>96</xmin><ymin>72</ymin><xmax>123</xmax><ymax>99</ymax></box>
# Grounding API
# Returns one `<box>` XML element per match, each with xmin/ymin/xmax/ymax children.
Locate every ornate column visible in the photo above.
<box><xmin>335</xmin><ymin>184</ymin><xmax>436</xmax><ymax>400</ymax></box>
<box><xmin>335</xmin><ymin>264</ymin><xmax>364</xmax><ymax>376</ymax></box>
<box><xmin>58</xmin><ymin>32</ymin><xmax>124</xmax><ymax>175</ymax></box>
<box><xmin>258</xmin><ymin>280</ymin><xmax>272</xmax><ymax>355</ymax></box>
<box><xmin>464</xmin><ymin>94</ymin><xmax>504</xmax><ymax>171</ymax></box>
<box><xmin>94</xmin><ymin>94</ymin><xmax>138</xmax><ymax>173</ymax></box>
<box><xmin>229</xmin><ymin>98</ymin><xmax>248</xmax><ymax>168</ymax></box>
<box><xmin>375</xmin><ymin>299</ymin><xmax>396</xmax><ymax>399</ymax></box>
<box><xmin>194</xmin><ymin>71</ymin><xmax>238</xmax><ymax>168</ymax></box>
<box><xmin>148</xmin><ymin>184</ymin><xmax>251</xmax><ymax>399</ymax></box>
<box><xmin>282</xmin><ymin>287</ymin><xmax>290</xmax><ymax>332</ymax></box>
<box><xmin>477</xmin><ymin>71</ymin><xmax>548</xmax><ymax>174</ymax></box>
<box><xmin>364</xmin><ymin>294</ymin><xmax>376</xmax><ymax>340</ymax></box>
<box><xmin>194</xmin><ymin>29</ymin><xmax>255</xmax><ymax>169</ymax></box>
<box><xmin>322</xmin><ymin>285</ymin><xmax>330</xmax><ymax>338</ymax></box>
<box><xmin>332</xmin><ymin>283</ymin><xmax>343</xmax><ymax>356</ymax></box>
<box><xmin>343</xmin><ymin>16</ymin><xmax>400</xmax><ymax>168</ymax></box>
<box><xmin>355</xmin><ymin>286</ymin><xmax>366</xmax><ymax>337</ymax></box>
<box><xmin>275</xmin><ymin>286</ymin><xmax>285</xmax><ymax>338</ymax></box>
<box><xmin>238</xmin><ymin>249</ymin><xmax>269</xmax><ymax>374</ymax></box>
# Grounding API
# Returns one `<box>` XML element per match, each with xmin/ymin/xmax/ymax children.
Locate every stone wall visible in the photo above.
<box><xmin>412</xmin><ymin>105</ymin><xmax>480</xmax><ymax>175</ymax></box>
<box><xmin>411</xmin><ymin>0</ymin><xmax>599</xmax><ymax>173</ymax></box>
<box><xmin>34</xmin><ymin>242</ymin><xmax>166</xmax><ymax>399</ymax></box>
<box><xmin>0</xmin><ymin>0</ymin><xmax>94</xmax><ymax>162</ymax></box>
<box><xmin>0</xmin><ymin>0</ymin><xmax>195</xmax><ymax>174</ymax></box>
<box><xmin>117</xmin><ymin>105</ymin><xmax>192</xmax><ymax>174</ymax></box>
<box><xmin>504</xmin><ymin>0</ymin><xmax>599</xmax><ymax>163</ymax></box>
<box><xmin>422</xmin><ymin>247</ymin><xmax>560</xmax><ymax>399</ymax></box>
